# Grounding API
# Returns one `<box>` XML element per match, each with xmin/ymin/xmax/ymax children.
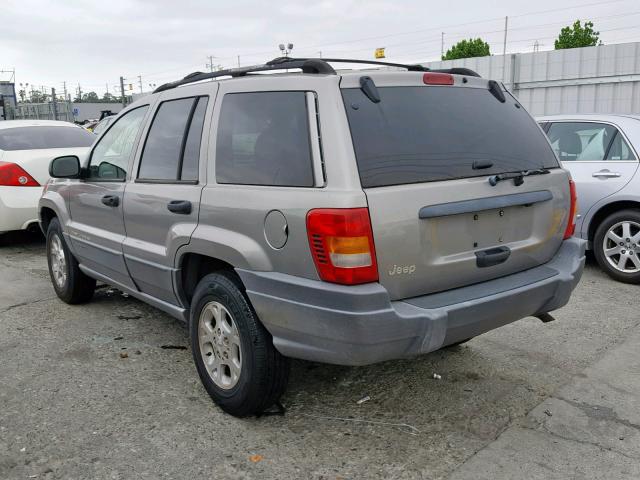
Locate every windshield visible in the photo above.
<box><xmin>342</xmin><ymin>86</ymin><xmax>559</xmax><ymax>188</ymax></box>
<box><xmin>0</xmin><ymin>126</ymin><xmax>95</xmax><ymax>151</ymax></box>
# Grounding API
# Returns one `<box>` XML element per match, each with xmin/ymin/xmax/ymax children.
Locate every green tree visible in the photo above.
<box><xmin>442</xmin><ymin>38</ymin><xmax>490</xmax><ymax>61</ymax></box>
<box><xmin>102</xmin><ymin>92</ymin><xmax>116</xmax><ymax>103</ymax></box>
<box><xmin>29</xmin><ymin>91</ymin><xmax>47</xmax><ymax>103</ymax></box>
<box><xmin>82</xmin><ymin>91</ymin><xmax>100</xmax><ymax>102</ymax></box>
<box><xmin>554</xmin><ymin>20</ymin><xmax>601</xmax><ymax>49</ymax></box>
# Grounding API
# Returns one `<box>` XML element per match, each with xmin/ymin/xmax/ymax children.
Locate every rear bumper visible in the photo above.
<box><xmin>0</xmin><ymin>186</ymin><xmax>43</xmax><ymax>233</ymax></box>
<box><xmin>237</xmin><ymin>237</ymin><xmax>586</xmax><ymax>366</ymax></box>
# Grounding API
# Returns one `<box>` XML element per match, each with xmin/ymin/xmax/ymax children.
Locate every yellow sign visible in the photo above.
<box><xmin>375</xmin><ymin>48</ymin><xmax>386</xmax><ymax>59</ymax></box>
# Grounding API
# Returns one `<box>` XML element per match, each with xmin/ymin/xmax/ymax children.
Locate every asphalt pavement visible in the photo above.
<box><xmin>1</xmin><ymin>231</ymin><xmax>639</xmax><ymax>479</ymax></box>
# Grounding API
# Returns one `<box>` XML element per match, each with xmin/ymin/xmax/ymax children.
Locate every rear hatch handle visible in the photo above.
<box><xmin>419</xmin><ymin>190</ymin><xmax>553</xmax><ymax>219</ymax></box>
<box><xmin>476</xmin><ymin>246</ymin><xmax>511</xmax><ymax>268</ymax></box>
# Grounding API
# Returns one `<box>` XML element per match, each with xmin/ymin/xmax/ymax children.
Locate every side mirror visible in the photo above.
<box><xmin>49</xmin><ymin>155</ymin><xmax>81</xmax><ymax>179</ymax></box>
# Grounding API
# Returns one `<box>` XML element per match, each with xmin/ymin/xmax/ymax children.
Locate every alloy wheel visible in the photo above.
<box><xmin>49</xmin><ymin>234</ymin><xmax>68</xmax><ymax>288</ymax></box>
<box><xmin>602</xmin><ymin>220</ymin><xmax>640</xmax><ymax>273</ymax></box>
<box><xmin>198</xmin><ymin>301</ymin><xmax>243</xmax><ymax>390</ymax></box>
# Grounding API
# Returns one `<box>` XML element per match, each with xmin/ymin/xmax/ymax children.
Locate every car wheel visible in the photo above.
<box><xmin>593</xmin><ymin>209</ymin><xmax>640</xmax><ymax>284</ymax></box>
<box><xmin>189</xmin><ymin>271</ymin><xmax>290</xmax><ymax>417</ymax></box>
<box><xmin>46</xmin><ymin>217</ymin><xmax>96</xmax><ymax>303</ymax></box>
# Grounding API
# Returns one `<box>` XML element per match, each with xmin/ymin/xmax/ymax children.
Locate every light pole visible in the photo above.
<box><xmin>279</xmin><ymin>43</ymin><xmax>294</xmax><ymax>58</ymax></box>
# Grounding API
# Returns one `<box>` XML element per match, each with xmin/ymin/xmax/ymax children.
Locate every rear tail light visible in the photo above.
<box><xmin>563</xmin><ymin>179</ymin><xmax>578</xmax><ymax>239</ymax></box>
<box><xmin>423</xmin><ymin>72</ymin><xmax>454</xmax><ymax>85</ymax></box>
<box><xmin>306</xmin><ymin>208</ymin><xmax>379</xmax><ymax>285</ymax></box>
<box><xmin>0</xmin><ymin>161</ymin><xmax>40</xmax><ymax>186</ymax></box>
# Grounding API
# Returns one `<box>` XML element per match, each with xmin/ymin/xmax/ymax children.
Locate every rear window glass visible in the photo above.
<box><xmin>342</xmin><ymin>86</ymin><xmax>559</xmax><ymax>188</ymax></box>
<box><xmin>215</xmin><ymin>91</ymin><xmax>314</xmax><ymax>187</ymax></box>
<box><xmin>0</xmin><ymin>126</ymin><xmax>94</xmax><ymax>151</ymax></box>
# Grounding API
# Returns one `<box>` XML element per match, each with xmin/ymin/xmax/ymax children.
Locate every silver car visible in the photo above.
<box><xmin>538</xmin><ymin>114</ymin><xmax>640</xmax><ymax>283</ymax></box>
<box><xmin>39</xmin><ymin>58</ymin><xmax>585</xmax><ymax>417</ymax></box>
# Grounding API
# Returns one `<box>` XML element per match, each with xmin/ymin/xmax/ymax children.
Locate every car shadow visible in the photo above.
<box><xmin>0</xmin><ymin>229</ymin><xmax>44</xmax><ymax>247</ymax></box>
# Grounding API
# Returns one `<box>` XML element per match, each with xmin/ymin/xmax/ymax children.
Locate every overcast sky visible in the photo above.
<box><xmin>2</xmin><ymin>0</ymin><xmax>639</xmax><ymax>97</ymax></box>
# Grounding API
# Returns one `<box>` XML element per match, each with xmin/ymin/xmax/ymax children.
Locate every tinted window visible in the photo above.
<box><xmin>216</xmin><ymin>92</ymin><xmax>314</xmax><ymax>187</ymax></box>
<box><xmin>0</xmin><ymin>126</ymin><xmax>94</xmax><ymax>151</ymax></box>
<box><xmin>342</xmin><ymin>86</ymin><xmax>559</xmax><ymax>188</ymax></box>
<box><xmin>138</xmin><ymin>98</ymin><xmax>195</xmax><ymax>180</ymax></box>
<box><xmin>181</xmin><ymin>97</ymin><xmax>208</xmax><ymax>181</ymax></box>
<box><xmin>547</xmin><ymin>122</ymin><xmax>616</xmax><ymax>161</ymax></box>
<box><xmin>606</xmin><ymin>132</ymin><xmax>636</xmax><ymax>161</ymax></box>
<box><xmin>88</xmin><ymin>106</ymin><xmax>148</xmax><ymax>180</ymax></box>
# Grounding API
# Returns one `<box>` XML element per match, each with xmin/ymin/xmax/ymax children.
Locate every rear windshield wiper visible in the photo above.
<box><xmin>489</xmin><ymin>168</ymin><xmax>550</xmax><ymax>186</ymax></box>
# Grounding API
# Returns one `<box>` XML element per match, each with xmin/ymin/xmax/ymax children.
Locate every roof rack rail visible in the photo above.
<box><xmin>153</xmin><ymin>57</ymin><xmax>479</xmax><ymax>93</ymax></box>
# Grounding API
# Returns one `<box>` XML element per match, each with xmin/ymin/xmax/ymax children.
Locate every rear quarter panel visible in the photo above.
<box><xmin>178</xmin><ymin>74</ymin><xmax>367</xmax><ymax>278</ymax></box>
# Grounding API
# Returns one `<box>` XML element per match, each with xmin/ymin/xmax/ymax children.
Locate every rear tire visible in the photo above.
<box><xmin>46</xmin><ymin>217</ymin><xmax>96</xmax><ymax>304</ymax></box>
<box><xmin>593</xmin><ymin>209</ymin><xmax>640</xmax><ymax>284</ymax></box>
<box><xmin>189</xmin><ymin>271</ymin><xmax>290</xmax><ymax>417</ymax></box>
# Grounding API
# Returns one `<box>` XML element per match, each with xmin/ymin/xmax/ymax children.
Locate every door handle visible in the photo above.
<box><xmin>592</xmin><ymin>170</ymin><xmax>621</xmax><ymax>178</ymax></box>
<box><xmin>475</xmin><ymin>246</ymin><xmax>511</xmax><ymax>268</ymax></box>
<box><xmin>101</xmin><ymin>195</ymin><xmax>120</xmax><ymax>207</ymax></box>
<box><xmin>167</xmin><ymin>200</ymin><xmax>192</xmax><ymax>215</ymax></box>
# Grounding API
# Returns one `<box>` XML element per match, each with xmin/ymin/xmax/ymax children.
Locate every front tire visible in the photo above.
<box><xmin>46</xmin><ymin>217</ymin><xmax>96</xmax><ymax>303</ymax></box>
<box><xmin>189</xmin><ymin>271</ymin><xmax>290</xmax><ymax>417</ymax></box>
<box><xmin>593</xmin><ymin>209</ymin><xmax>640</xmax><ymax>284</ymax></box>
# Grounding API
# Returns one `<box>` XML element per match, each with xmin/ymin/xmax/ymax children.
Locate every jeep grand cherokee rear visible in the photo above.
<box><xmin>239</xmin><ymin>70</ymin><xmax>586</xmax><ymax>366</ymax></box>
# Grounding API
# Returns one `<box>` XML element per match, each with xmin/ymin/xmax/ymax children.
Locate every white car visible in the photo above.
<box><xmin>0</xmin><ymin>120</ymin><xmax>94</xmax><ymax>234</ymax></box>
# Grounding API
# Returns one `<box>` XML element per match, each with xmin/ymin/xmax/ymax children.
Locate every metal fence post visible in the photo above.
<box><xmin>510</xmin><ymin>53</ymin><xmax>520</xmax><ymax>96</ymax></box>
<box><xmin>51</xmin><ymin>88</ymin><xmax>58</xmax><ymax>120</ymax></box>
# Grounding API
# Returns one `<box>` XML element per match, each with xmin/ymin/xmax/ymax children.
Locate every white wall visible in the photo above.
<box><xmin>423</xmin><ymin>42</ymin><xmax>640</xmax><ymax>115</ymax></box>
<box><xmin>71</xmin><ymin>102</ymin><xmax>123</xmax><ymax>122</ymax></box>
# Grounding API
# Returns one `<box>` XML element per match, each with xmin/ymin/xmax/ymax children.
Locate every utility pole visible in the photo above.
<box><xmin>137</xmin><ymin>75</ymin><xmax>143</xmax><ymax>94</ymax></box>
<box><xmin>503</xmin><ymin>16</ymin><xmax>508</xmax><ymax>57</ymax></box>
<box><xmin>318</xmin><ymin>51</ymin><xmax>322</xmax><ymax>58</ymax></box>
<box><xmin>51</xmin><ymin>88</ymin><xmax>58</xmax><ymax>120</ymax></box>
<box><xmin>441</xmin><ymin>32</ymin><xmax>445</xmax><ymax>59</ymax></box>
<box><xmin>120</xmin><ymin>76</ymin><xmax>126</xmax><ymax>107</ymax></box>
<box><xmin>237</xmin><ymin>55</ymin><xmax>241</xmax><ymax>68</ymax></box>
<box><xmin>77</xmin><ymin>83</ymin><xmax>82</xmax><ymax>102</ymax></box>
<box><xmin>105</xmin><ymin>83</ymin><xmax>109</xmax><ymax>99</ymax></box>
<box><xmin>207</xmin><ymin>55</ymin><xmax>215</xmax><ymax>73</ymax></box>
<box><xmin>62</xmin><ymin>81</ymin><xmax>68</xmax><ymax>102</ymax></box>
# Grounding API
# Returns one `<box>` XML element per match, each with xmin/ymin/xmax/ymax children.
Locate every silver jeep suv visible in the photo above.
<box><xmin>39</xmin><ymin>57</ymin><xmax>586</xmax><ymax>417</ymax></box>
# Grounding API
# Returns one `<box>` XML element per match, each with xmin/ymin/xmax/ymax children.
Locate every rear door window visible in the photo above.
<box><xmin>0</xmin><ymin>126</ymin><xmax>94</xmax><ymax>150</ymax></box>
<box><xmin>215</xmin><ymin>91</ymin><xmax>314</xmax><ymax>187</ymax></box>
<box><xmin>181</xmin><ymin>97</ymin><xmax>209</xmax><ymax>181</ymax></box>
<box><xmin>342</xmin><ymin>86</ymin><xmax>559</xmax><ymax>188</ymax></box>
<box><xmin>138</xmin><ymin>96</ymin><xmax>208</xmax><ymax>182</ymax></box>
<box><xmin>606</xmin><ymin>131</ymin><xmax>636</xmax><ymax>161</ymax></box>
<box><xmin>547</xmin><ymin>122</ymin><xmax>616</xmax><ymax>161</ymax></box>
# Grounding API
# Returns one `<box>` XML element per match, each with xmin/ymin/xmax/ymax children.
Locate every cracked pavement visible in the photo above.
<box><xmin>1</xmin><ymin>231</ymin><xmax>639</xmax><ymax>479</ymax></box>
<box><xmin>449</xmin><ymin>327</ymin><xmax>640</xmax><ymax>479</ymax></box>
